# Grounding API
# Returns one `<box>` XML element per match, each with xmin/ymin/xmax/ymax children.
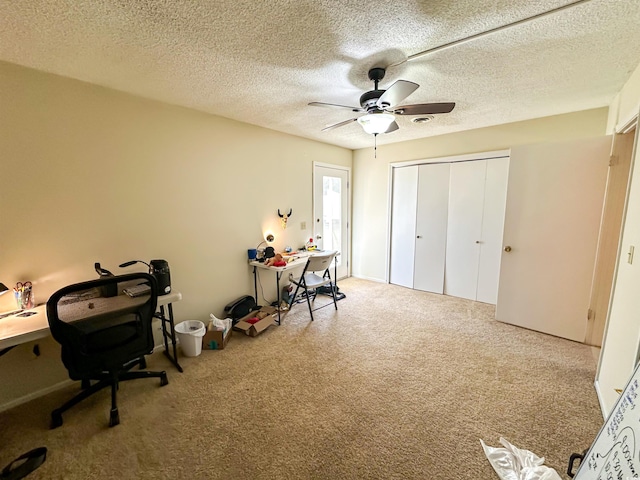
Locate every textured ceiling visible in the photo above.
<box><xmin>1</xmin><ymin>0</ymin><xmax>639</xmax><ymax>150</ymax></box>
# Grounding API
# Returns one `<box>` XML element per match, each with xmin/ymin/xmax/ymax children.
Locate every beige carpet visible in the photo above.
<box><xmin>0</xmin><ymin>278</ymin><xmax>603</xmax><ymax>479</ymax></box>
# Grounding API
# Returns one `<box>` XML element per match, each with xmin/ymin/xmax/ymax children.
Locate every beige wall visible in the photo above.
<box><xmin>607</xmin><ymin>61</ymin><xmax>640</xmax><ymax>131</ymax></box>
<box><xmin>351</xmin><ymin>108</ymin><xmax>609</xmax><ymax>282</ymax></box>
<box><xmin>0</xmin><ymin>61</ymin><xmax>351</xmax><ymax>408</ymax></box>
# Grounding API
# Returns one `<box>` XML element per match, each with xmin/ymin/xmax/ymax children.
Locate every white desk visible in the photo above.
<box><xmin>250</xmin><ymin>250</ymin><xmax>338</xmax><ymax>324</ymax></box>
<box><xmin>0</xmin><ymin>291</ymin><xmax>183</xmax><ymax>371</ymax></box>
<box><xmin>250</xmin><ymin>253</ymin><xmax>312</xmax><ymax>274</ymax></box>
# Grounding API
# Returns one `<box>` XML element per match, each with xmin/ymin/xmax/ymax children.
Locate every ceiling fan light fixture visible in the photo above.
<box><xmin>357</xmin><ymin>113</ymin><xmax>395</xmax><ymax>135</ymax></box>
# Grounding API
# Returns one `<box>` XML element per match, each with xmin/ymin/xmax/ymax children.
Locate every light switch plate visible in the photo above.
<box><xmin>300</xmin><ymin>221</ymin><xmax>306</xmax><ymax>230</ymax></box>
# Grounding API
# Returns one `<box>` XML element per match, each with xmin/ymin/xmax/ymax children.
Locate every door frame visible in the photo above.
<box><xmin>386</xmin><ymin>149</ymin><xmax>510</xmax><ymax>283</ymax></box>
<box><xmin>585</xmin><ymin>125</ymin><xmax>636</xmax><ymax>346</ymax></box>
<box><xmin>312</xmin><ymin>161</ymin><xmax>351</xmax><ymax>279</ymax></box>
<box><xmin>595</xmin><ymin>111</ymin><xmax>640</xmax><ymax>415</ymax></box>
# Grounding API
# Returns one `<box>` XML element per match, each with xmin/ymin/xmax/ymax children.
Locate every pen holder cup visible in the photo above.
<box><xmin>15</xmin><ymin>287</ymin><xmax>35</xmax><ymax>310</ymax></box>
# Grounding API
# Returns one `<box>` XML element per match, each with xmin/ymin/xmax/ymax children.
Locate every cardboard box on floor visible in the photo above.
<box><xmin>233</xmin><ymin>306</ymin><xmax>276</xmax><ymax>337</ymax></box>
<box><xmin>202</xmin><ymin>324</ymin><xmax>232</xmax><ymax>350</ymax></box>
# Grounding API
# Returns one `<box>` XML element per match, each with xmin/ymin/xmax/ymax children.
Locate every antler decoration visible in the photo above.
<box><xmin>278</xmin><ymin>209</ymin><xmax>292</xmax><ymax>229</ymax></box>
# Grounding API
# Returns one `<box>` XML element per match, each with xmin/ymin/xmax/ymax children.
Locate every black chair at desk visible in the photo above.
<box><xmin>46</xmin><ymin>273</ymin><xmax>168</xmax><ymax>428</ymax></box>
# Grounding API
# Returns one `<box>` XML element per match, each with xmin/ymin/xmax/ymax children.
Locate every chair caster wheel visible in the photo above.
<box><xmin>139</xmin><ymin>357</ymin><xmax>147</xmax><ymax>369</ymax></box>
<box><xmin>50</xmin><ymin>412</ymin><xmax>63</xmax><ymax>429</ymax></box>
<box><xmin>109</xmin><ymin>409</ymin><xmax>120</xmax><ymax>427</ymax></box>
<box><xmin>160</xmin><ymin>372</ymin><xmax>168</xmax><ymax>387</ymax></box>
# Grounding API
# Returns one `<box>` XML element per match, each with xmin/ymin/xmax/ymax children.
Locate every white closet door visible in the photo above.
<box><xmin>414</xmin><ymin>163</ymin><xmax>450</xmax><ymax>293</ymax></box>
<box><xmin>389</xmin><ymin>166</ymin><xmax>418</xmax><ymax>288</ymax></box>
<box><xmin>445</xmin><ymin>161</ymin><xmax>487</xmax><ymax>300</ymax></box>
<box><xmin>476</xmin><ymin>158</ymin><xmax>509</xmax><ymax>304</ymax></box>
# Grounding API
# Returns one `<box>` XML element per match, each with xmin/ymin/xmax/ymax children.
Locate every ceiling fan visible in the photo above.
<box><xmin>309</xmin><ymin>67</ymin><xmax>455</xmax><ymax>135</ymax></box>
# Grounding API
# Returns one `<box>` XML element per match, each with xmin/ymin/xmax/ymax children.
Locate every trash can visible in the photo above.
<box><xmin>175</xmin><ymin>320</ymin><xmax>206</xmax><ymax>357</ymax></box>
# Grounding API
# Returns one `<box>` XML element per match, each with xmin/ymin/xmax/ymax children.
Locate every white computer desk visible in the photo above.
<box><xmin>249</xmin><ymin>250</ymin><xmax>338</xmax><ymax>325</ymax></box>
<box><xmin>0</xmin><ymin>291</ymin><xmax>184</xmax><ymax>372</ymax></box>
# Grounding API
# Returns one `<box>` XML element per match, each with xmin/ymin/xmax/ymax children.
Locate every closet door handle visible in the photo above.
<box><xmin>416</xmin><ymin>235</ymin><xmax>423</xmax><ymax>239</ymax></box>
<box><xmin>504</xmin><ymin>246</ymin><xmax>512</xmax><ymax>252</ymax></box>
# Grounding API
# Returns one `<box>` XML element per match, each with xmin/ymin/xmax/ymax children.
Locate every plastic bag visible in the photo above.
<box><xmin>480</xmin><ymin>438</ymin><xmax>562</xmax><ymax>480</ymax></box>
<box><xmin>209</xmin><ymin>313</ymin><xmax>232</xmax><ymax>333</ymax></box>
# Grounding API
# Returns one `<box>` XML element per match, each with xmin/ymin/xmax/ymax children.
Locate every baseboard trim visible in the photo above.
<box><xmin>0</xmin><ymin>347</ymin><xmax>169</xmax><ymax>413</ymax></box>
<box><xmin>350</xmin><ymin>274</ymin><xmax>386</xmax><ymax>283</ymax></box>
<box><xmin>0</xmin><ymin>379</ymin><xmax>74</xmax><ymax>413</ymax></box>
<box><xmin>593</xmin><ymin>379</ymin><xmax>607</xmax><ymax>420</ymax></box>
<box><xmin>151</xmin><ymin>344</ymin><xmax>168</xmax><ymax>353</ymax></box>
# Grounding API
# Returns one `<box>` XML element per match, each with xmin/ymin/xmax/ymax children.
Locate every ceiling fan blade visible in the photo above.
<box><xmin>385</xmin><ymin>121</ymin><xmax>399</xmax><ymax>134</ymax></box>
<box><xmin>309</xmin><ymin>102</ymin><xmax>363</xmax><ymax>112</ymax></box>
<box><xmin>321</xmin><ymin>118</ymin><xmax>358</xmax><ymax>132</ymax></box>
<box><xmin>376</xmin><ymin>80</ymin><xmax>419</xmax><ymax>109</ymax></box>
<box><xmin>392</xmin><ymin>102</ymin><xmax>456</xmax><ymax>115</ymax></box>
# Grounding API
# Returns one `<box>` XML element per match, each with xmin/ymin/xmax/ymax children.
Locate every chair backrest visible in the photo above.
<box><xmin>47</xmin><ymin>273</ymin><xmax>158</xmax><ymax>379</ymax></box>
<box><xmin>305</xmin><ymin>251</ymin><xmax>337</xmax><ymax>274</ymax></box>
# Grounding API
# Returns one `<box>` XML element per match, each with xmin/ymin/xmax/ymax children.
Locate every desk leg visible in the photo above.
<box><xmin>157</xmin><ymin>304</ymin><xmax>183</xmax><ymax>373</ymax></box>
<box><xmin>276</xmin><ymin>271</ymin><xmax>282</xmax><ymax>325</ymax></box>
<box><xmin>253</xmin><ymin>266</ymin><xmax>258</xmax><ymax>304</ymax></box>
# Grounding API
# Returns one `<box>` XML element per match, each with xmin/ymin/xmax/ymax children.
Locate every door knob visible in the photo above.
<box><xmin>475</xmin><ymin>240</ymin><xmax>481</xmax><ymax>244</ymax></box>
<box><xmin>504</xmin><ymin>246</ymin><xmax>512</xmax><ymax>252</ymax></box>
<box><xmin>417</xmin><ymin>235</ymin><xmax>423</xmax><ymax>239</ymax></box>
<box><xmin>316</xmin><ymin>235</ymin><xmax>322</xmax><ymax>240</ymax></box>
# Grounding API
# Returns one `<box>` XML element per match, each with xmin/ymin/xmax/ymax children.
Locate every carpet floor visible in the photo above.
<box><xmin>0</xmin><ymin>277</ymin><xmax>604</xmax><ymax>479</ymax></box>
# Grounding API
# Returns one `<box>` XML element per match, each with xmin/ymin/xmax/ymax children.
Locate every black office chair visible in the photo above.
<box><xmin>288</xmin><ymin>251</ymin><xmax>338</xmax><ymax>321</ymax></box>
<box><xmin>46</xmin><ymin>273</ymin><xmax>168</xmax><ymax>428</ymax></box>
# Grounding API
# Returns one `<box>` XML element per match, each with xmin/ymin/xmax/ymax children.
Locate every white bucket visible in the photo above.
<box><xmin>175</xmin><ymin>320</ymin><xmax>206</xmax><ymax>357</ymax></box>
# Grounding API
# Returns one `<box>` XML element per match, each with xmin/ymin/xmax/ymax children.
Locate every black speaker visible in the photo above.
<box><xmin>150</xmin><ymin>259</ymin><xmax>171</xmax><ymax>295</ymax></box>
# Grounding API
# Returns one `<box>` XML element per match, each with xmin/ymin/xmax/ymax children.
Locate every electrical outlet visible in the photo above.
<box><xmin>300</xmin><ymin>221</ymin><xmax>306</xmax><ymax>230</ymax></box>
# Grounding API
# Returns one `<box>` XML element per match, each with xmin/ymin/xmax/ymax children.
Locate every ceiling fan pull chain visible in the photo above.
<box><xmin>374</xmin><ymin>134</ymin><xmax>378</xmax><ymax>158</ymax></box>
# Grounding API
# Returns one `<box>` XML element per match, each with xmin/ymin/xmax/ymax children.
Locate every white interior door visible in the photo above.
<box><xmin>445</xmin><ymin>161</ymin><xmax>487</xmax><ymax>300</ymax></box>
<box><xmin>476</xmin><ymin>158</ymin><xmax>510</xmax><ymax>304</ymax></box>
<box><xmin>389</xmin><ymin>166</ymin><xmax>418</xmax><ymax>288</ymax></box>
<box><xmin>313</xmin><ymin>164</ymin><xmax>350</xmax><ymax>279</ymax></box>
<box><xmin>496</xmin><ymin>137</ymin><xmax>611</xmax><ymax>342</ymax></box>
<box><xmin>414</xmin><ymin>163</ymin><xmax>450</xmax><ymax>294</ymax></box>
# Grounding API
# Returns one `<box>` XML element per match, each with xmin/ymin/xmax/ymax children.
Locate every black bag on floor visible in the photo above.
<box><xmin>224</xmin><ymin>295</ymin><xmax>258</xmax><ymax>323</ymax></box>
<box><xmin>315</xmin><ymin>283</ymin><xmax>340</xmax><ymax>295</ymax></box>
